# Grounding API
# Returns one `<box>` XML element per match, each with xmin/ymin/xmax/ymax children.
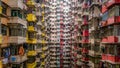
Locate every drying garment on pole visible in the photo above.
<box><xmin>2</xmin><ymin>58</ymin><xmax>8</xmax><ymax>64</ymax></box>
<box><xmin>19</xmin><ymin>46</ymin><xmax>25</xmax><ymax>56</ymax></box>
<box><xmin>3</xmin><ymin>48</ymin><xmax>10</xmax><ymax>58</ymax></box>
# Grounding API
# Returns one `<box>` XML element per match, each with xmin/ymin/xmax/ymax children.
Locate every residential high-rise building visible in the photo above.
<box><xmin>0</xmin><ymin>0</ymin><xmax>120</xmax><ymax>68</ymax></box>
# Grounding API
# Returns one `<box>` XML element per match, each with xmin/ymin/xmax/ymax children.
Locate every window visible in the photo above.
<box><xmin>9</xmin><ymin>24</ymin><xmax>24</xmax><ymax>36</ymax></box>
<box><xmin>117</xmin><ymin>46</ymin><xmax>120</xmax><ymax>55</ymax></box>
<box><xmin>11</xmin><ymin>10</ymin><xmax>22</xmax><ymax>18</ymax></box>
<box><xmin>28</xmin><ymin>44</ymin><xmax>35</xmax><ymax>51</ymax></box>
<box><xmin>9</xmin><ymin>28</ymin><xmax>17</xmax><ymax>36</ymax></box>
<box><xmin>2</xmin><ymin>3</ymin><xmax>7</xmax><ymax>15</ymax></box>
<box><xmin>22</xmin><ymin>28</ymin><xmax>26</xmax><ymax>37</ymax></box>
<box><xmin>117</xmin><ymin>27</ymin><xmax>120</xmax><ymax>36</ymax></box>
<box><xmin>2</xmin><ymin>24</ymin><xmax>7</xmax><ymax>36</ymax></box>
<box><xmin>28</xmin><ymin>32</ymin><xmax>36</xmax><ymax>39</ymax></box>
<box><xmin>28</xmin><ymin>22</ymin><xmax>35</xmax><ymax>27</ymax></box>
<box><xmin>27</xmin><ymin>57</ymin><xmax>36</xmax><ymax>63</ymax></box>
<box><xmin>10</xmin><ymin>45</ymin><xmax>18</xmax><ymax>55</ymax></box>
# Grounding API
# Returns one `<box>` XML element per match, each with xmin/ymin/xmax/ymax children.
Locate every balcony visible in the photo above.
<box><xmin>101</xmin><ymin>36</ymin><xmax>118</xmax><ymax>43</ymax></box>
<box><xmin>36</xmin><ymin>48</ymin><xmax>42</xmax><ymax>53</ymax></box>
<box><xmin>26</xmin><ymin>0</ymin><xmax>35</xmax><ymax>7</ymax></box>
<box><xmin>42</xmin><ymin>11</ymin><xmax>45</xmax><ymax>16</ymax></box>
<box><xmin>36</xmin><ymin>58</ymin><xmax>40</xmax><ymax>62</ymax></box>
<box><xmin>35</xmin><ymin>11</ymin><xmax>41</xmax><ymax>16</ymax></box>
<box><xmin>74</xmin><ymin>53</ymin><xmax>77</xmax><ymax>57</ymax></box>
<box><xmin>9</xmin><ymin>17</ymin><xmax>27</xmax><ymax>26</ymax></box>
<box><xmin>105</xmin><ymin>0</ymin><xmax>120</xmax><ymax>8</ymax></box>
<box><xmin>50</xmin><ymin>65</ymin><xmax>57</xmax><ymax>68</ymax></box>
<box><xmin>77</xmin><ymin>18</ymin><xmax>82</xmax><ymax>22</ymax></box>
<box><xmin>37</xmin><ymin>21</ymin><xmax>42</xmax><ymax>26</ymax></box>
<box><xmin>101</xmin><ymin>21</ymin><xmax>108</xmax><ymax>27</ymax></box>
<box><xmin>82</xmin><ymin>39</ymin><xmax>89</xmax><ymax>43</ymax></box>
<box><xmin>10</xmin><ymin>54</ymin><xmax>27</xmax><ymax>64</ymax></box>
<box><xmin>77</xmin><ymin>61</ymin><xmax>83</xmax><ymax>66</ymax></box>
<box><xmin>82</xmin><ymin>48</ymin><xmax>89</xmax><ymax>54</ymax></box>
<box><xmin>82</xmin><ymin>30</ymin><xmax>89</xmax><ymax>36</ymax></box>
<box><xmin>26</xmin><ymin>14</ymin><xmax>37</xmax><ymax>22</ymax></box>
<box><xmin>27</xmin><ymin>38</ymin><xmax>37</xmax><ymax>44</ymax></box>
<box><xmin>82</xmin><ymin>21</ymin><xmax>88</xmax><ymax>26</ymax></box>
<box><xmin>1</xmin><ymin>36</ymin><xmax>8</xmax><ymax>47</ymax></box>
<box><xmin>28</xmin><ymin>26</ymin><xmax>37</xmax><ymax>32</ymax></box>
<box><xmin>27</xmin><ymin>62</ymin><xmax>37</xmax><ymax>68</ymax></box>
<box><xmin>107</xmin><ymin>16</ymin><xmax>120</xmax><ymax>25</ymax></box>
<box><xmin>42</xmin><ymin>47</ymin><xmax>48</xmax><ymax>51</ymax></box>
<box><xmin>9</xmin><ymin>36</ymin><xmax>26</xmax><ymax>44</ymax></box>
<box><xmin>82</xmin><ymin>2</ymin><xmax>88</xmax><ymax>8</ymax></box>
<box><xmin>81</xmin><ymin>57</ymin><xmax>89</xmax><ymax>62</ymax></box>
<box><xmin>41</xmin><ymin>4</ymin><xmax>45</xmax><ymax>8</ymax></box>
<box><xmin>41</xmin><ymin>54</ymin><xmax>45</xmax><ymax>58</ymax></box>
<box><xmin>41</xmin><ymin>40</ymin><xmax>46</xmax><ymax>44</ymax></box>
<box><xmin>102</xmin><ymin>54</ymin><xmax>120</xmax><ymax>64</ymax></box>
<box><xmin>41</xmin><ymin>61</ymin><xmax>45</xmax><ymax>66</ymax></box>
<box><xmin>8</xmin><ymin>0</ymin><xmax>27</xmax><ymax>10</ymax></box>
<box><xmin>102</xmin><ymin>5</ymin><xmax>108</xmax><ymax>13</ymax></box>
<box><xmin>82</xmin><ymin>11</ymin><xmax>89</xmax><ymax>16</ymax></box>
<box><xmin>27</xmin><ymin>50</ymin><xmax>37</xmax><ymax>56</ymax></box>
<box><xmin>89</xmin><ymin>50</ymin><xmax>100</xmax><ymax>57</ymax></box>
<box><xmin>41</xmin><ymin>33</ymin><xmax>46</xmax><ymax>37</ymax></box>
<box><xmin>77</xmin><ymin>54</ymin><xmax>82</xmax><ymax>59</ymax></box>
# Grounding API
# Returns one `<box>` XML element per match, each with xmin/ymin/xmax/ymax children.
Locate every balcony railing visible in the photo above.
<box><xmin>26</xmin><ymin>0</ymin><xmax>35</xmax><ymax>7</ymax></box>
<box><xmin>101</xmin><ymin>5</ymin><xmax>108</xmax><ymax>13</ymax></box>
<box><xmin>27</xmin><ymin>50</ymin><xmax>37</xmax><ymax>56</ymax></box>
<box><xmin>105</xmin><ymin>0</ymin><xmax>120</xmax><ymax>8</ymax></box>
<box><xmin>27</xmin><ymin>62</ymin><xmax>37</xmax><ymax>68</ymax></box>
<box><xmin>82</xmin><ymin>30</ymin><xmax>89</xmax><ymax>36</ymax></box>
<box><xmin>82</xmin><ymin>39</ymin><xmax>89</xmax><ymax>43</ymax></box>
<box><xmin>101</xmin><ymin>36</ymin><xmax>119</xmax><ymax>43</ymax></box>
<box><xmin>82</xmin><ymin>48</ymin><xmax>89</xmax><ymax>54</ymax></box>
<box><xmin>9</xmin><ymin>36</ymin><xmax>26</xmax><ymax>44</ymax></box>
<box><xmin>9</xmin><ymin>17</ymin><xmax>27</xmax><ymax>26</ymax></box>
<box><xmin>81</xmin><ymin>57</ymin><xmax>89</xmax><ymax>62</ymax></box>
<box><xmin>107</xmin><ymin>16</ymin><xmax>120</xmax><ymax>25</ymax></box>
<box><xmin>26</xmin><ymin>14</ymin><xmax>37</xmax><ymax>22</ymax></box>
<box><xmin>8</xmin><ymin>0</ymin><xmax>27</xmax><ymax>10</ymax></box>
<box><xmin>102</xmin><ymin>54</ymin><xmax>120</xmax><ymax>64</ymax></box>
<box><xmin>10</xmin><ymin>54</ymin><xmax>27</xmax><ymax>63</ymax></box>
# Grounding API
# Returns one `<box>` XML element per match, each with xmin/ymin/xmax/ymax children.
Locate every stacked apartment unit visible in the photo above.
<box><xmin>77</xmin><ymin>0</ymin><xmax>102</xmax><ymax>68</ymax></box>
<box><xmin>76</xmin><ymin>0</ymin><xmax>83</xmax><ymax>68</ymax></box>
<box><xmin>80</xmin><ymin>0</ymin><xmax>90</xmax><ymax>68</ymax></box>
<box><xmin>26</xmin><ymin>0</ymin><xmax>38</xmax><ymax>68</ymax></box>
<box><xmin>1</xmin><ymin>0</ymin><xmax>120</xmax><ymax>68</ymax></box>
<box><xmin>100</xmin><ymin>0</ymin><xmax>120</xmax><ymax>68</ymax></box>
<box><xmin>76</xmin><ymin>0</ymin><xmax>120</xmax><ymax>68</ymax></box>
<box><xmin>0</xmin><ymin>0</ymin><xmax>50</xmax><ymax>68</ymax></box>
<box><xmin>70</xmin><ymin>0</ymin><xmax>80</xmax><ymax>68</ymax></box>
<box><xmin>88</xmin><ymin>0</ymin><xmax>101</xmax><ymax>68</ymax></box>
<box><xmin>0</xmin><ymin>0</ymin><xmax>28</xmax><ymax>68</ymax></box>
<box><xmin>35</xmin><ymin>0</ymin><xmax>50</xmax><ymax>68</ymax></box>
<box><xmin>48</xmin><ymin>0</ymin><xmax>76</xmax><ymax>68</ymax></box>
<box><xmin>49</xmin><ymin>1</ymin><xmax>60</xmax><ymax>67</ymax></box>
